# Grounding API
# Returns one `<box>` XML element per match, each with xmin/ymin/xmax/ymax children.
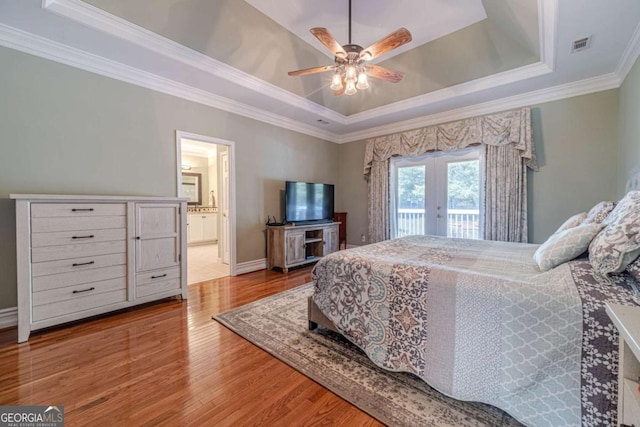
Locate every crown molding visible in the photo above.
<box><xmin>344</xmin><ymin>62</ymin><xmax>553</xmax><ymax>125</ymax></box>
<box><xmin>538</xmin><ymin>0</ymin><xmax>558</xmax><ymax>70</ymax></box>
<box><xmin>0</xmin><ymin>23</ymin><xmax>342</xmax><ymax>142</ymax></box>
<box><xmin>343</xmin><ymin>0</ymin><xmax>557</xmax><ymax>124</ymax></box>
<box><xmin>43</xmin><ymin>0</ymin><xmax>559</xmax><ymax>127</ymax></box>
<box><xmin>43</xmin><ymin>0</ymin><xmax>348</xmax><ymax>125</ymax></box>
<box><xmin>335</xmin><ymin>73</ymin><xmax>621</xmax><ymax>143</ymax></box>
<box><xmin>1</xmin><ymin>0</ymin><xmax>631</xmax><ymax>145</ymax></box>
<box><xmin>615</xmin><ymin>20</ymin><xmax>640</xmax><ymax>83</ymax></box>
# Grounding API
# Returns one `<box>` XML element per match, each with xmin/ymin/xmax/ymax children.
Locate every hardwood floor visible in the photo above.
<box><xmin>0</xmin><ymin>267</ymin><xmax>382</xmax><ymax>426</ymax></box>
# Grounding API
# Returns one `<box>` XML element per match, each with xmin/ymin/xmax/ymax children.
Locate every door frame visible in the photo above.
<box><xmin>390</xmin><ymin>147</ymin><xmax>482</xmax><ymax>239</ymax></box>
<box><xmin>175</xmin><ymin>130</ymin><xmax>237</xmax><ymax>276</ymax></box>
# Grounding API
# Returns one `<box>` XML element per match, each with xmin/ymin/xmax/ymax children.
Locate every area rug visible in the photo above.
<box><xmin>214</xmin><ymin>284</ymin><xmax>522</xmax><ymax>427</ymax></box>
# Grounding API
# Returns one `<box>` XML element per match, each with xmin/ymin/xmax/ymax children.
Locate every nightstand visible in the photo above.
<box><xmin>606</xmin><ymin>303</ymin><xmax>640</xmax><ymax>426</ymax></box>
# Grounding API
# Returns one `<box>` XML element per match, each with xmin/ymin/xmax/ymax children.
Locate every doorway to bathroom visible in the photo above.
<box><xmin>176</xmin><ymin>131</ymin><xmax>236</xmax><ymax>284</ymax></box>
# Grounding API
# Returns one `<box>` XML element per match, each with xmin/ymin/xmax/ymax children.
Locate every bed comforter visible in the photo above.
<box><xmin>311</xmin><ymin>235</ymin><xmax>640</xmax><ymax>427</ymax></box>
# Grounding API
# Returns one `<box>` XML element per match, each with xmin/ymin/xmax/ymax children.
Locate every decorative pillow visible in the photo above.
<box><xmin>582</xmin><ymin>201</ymin><xmax>616</xmax><ymax>224</ymax></box>
<box><xmin>534</xmin><ymin>223</ymin><xmax>605</xmax><ymax>272</ymax></box>
<box><xmin>626</xmin><ymin>256</ymin><xmax>640</xmax><ymax>282</ymax></box>
<box><xmin>554</xmin><ymin>212</ymin><xmax>587</xmax><ymax>234</ymax></box>
<box><xmin>589</xmin><ymin>191</ymin><xmax>640</xmax><ymax>275</ymax></box>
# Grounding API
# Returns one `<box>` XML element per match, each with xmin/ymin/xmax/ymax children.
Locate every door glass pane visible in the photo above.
<box><xmin>447</xmin><ymin>160</ymin><xmax>480</xmax><ymax>239</ymax></box>
<box><xmin>397</xmin><ymin>165</ymin><xmax>425</xmax><ymax>237</ymax></box>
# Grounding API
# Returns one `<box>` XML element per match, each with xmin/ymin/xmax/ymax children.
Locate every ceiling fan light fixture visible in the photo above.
<box><xmin>356</xmin><ymin>71</ymin><xmax>369</xmax><ymax>90</ymax></box>
<box><xmin>345</xmin><ymin>80</ymin><xmax>357</xmax><ymax>96</ymax></box>
<box><xmin>345</xmin><ymin>65</ymin><xmax>357</xmax><ymax>82</ymax></box>
<box><xmin>287</xmin><ymin>1</ymin><xmax>412</xmax><ymax>96</ymax></box>
<box><xmin>330</xmin><ymin>71</ymin><xmax>344</xmax><ymax>90</ymax></box>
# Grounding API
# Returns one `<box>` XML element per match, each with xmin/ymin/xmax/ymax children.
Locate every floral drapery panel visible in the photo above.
<box><xmin>364</xmin><ymin>107</ymin><xmax>537</xmax><ymax>243</ymax></box>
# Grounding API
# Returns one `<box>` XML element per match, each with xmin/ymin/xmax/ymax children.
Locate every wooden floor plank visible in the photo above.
<box><xmin>0</xmin><ymin>266</ymin><xmax>383</xmax><ymax>426</ymax></box>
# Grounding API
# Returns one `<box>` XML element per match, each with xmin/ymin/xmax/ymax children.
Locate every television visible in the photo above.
<box><xmin>285</xmin><ymin>181</ymin><xmax>334</xmax><ymax>225</ymax></box>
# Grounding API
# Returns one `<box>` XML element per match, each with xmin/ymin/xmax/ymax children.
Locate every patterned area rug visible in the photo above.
<box><xmin>214</xmin><ymin>284</ymin><xmax>522</xmax><ymax>427</ymax></box>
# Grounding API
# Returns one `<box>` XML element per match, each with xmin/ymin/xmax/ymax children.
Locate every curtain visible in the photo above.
<box><xmin>364</xmin><ymin>107</ymin><xmax>536</xmax><ymax>243</ymax></box>
<box><xmin>368</xmin><ymin>159</ymin><xmax>391</xmax><ymax>243</ymax></box>
<box><xmin>483</xmin><ymin>144</ymin><xmax>528</xmax><ymax>242</ymax></box>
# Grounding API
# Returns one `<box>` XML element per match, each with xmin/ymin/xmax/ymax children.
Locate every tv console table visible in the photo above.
<box><xmin>267</xmin><ymin>222</ymin><xmax>339</xmax><ymax>273</ymax></box>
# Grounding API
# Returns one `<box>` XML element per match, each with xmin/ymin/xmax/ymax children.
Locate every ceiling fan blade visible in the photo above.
<box><xmin>365</xmin><ymin>65</ymin><xmax>404</xmax><ymax>83</ymax></box>
<box><xmin>359</xmin><ymin>28</ymin><xmax>412</xmax><ymax>61</ymax></box>
<box><xmin>288</xmin><ymin>65</ymin><xmax>335</xmax><ymax>77</ymax></box>
<box><xmin>310</xmin><ymin>28</ymin><xmax>347</xmax><ymax>58</ymax></box>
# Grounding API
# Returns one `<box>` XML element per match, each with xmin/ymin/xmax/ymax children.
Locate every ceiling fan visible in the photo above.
<box><xmin>287</xmin><ymin>0</ymin><xmax>412</xmax><ymax>96</ymax></box>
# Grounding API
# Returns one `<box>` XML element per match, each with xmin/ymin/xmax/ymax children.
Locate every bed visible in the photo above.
<box><xmin>309</xmin><ymin>225</ymin><xmax>640</xmax><ymax>426</ymax></box>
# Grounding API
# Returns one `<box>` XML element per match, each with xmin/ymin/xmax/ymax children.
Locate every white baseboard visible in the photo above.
<box><xmin>0</xmin><ymin>307</ymin><xmax>18</xmax><ymax>329</ymax></box>
<box><xmin>236</xmin><ymin>258</ymin><xmax>267</xmax><ymax>275</ymax></box>
<box><xmin>346</xmin><ymin>244</ymin><xmax>361</xmax><ymax>249</ymax></box>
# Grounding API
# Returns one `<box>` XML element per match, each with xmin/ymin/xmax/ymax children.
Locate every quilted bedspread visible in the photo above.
<box><xmin>311</xmin><ymin>235</ymin><xmax>639</xmax><ymax>427</ymax></box>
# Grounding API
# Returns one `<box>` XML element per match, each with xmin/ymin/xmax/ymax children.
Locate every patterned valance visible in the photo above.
<box><xmin>363</xmin><ymin>107</ymin><xmax>538</xmax><ymax>176</ymax></box>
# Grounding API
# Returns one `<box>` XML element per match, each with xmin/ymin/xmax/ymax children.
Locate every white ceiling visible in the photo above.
<box><xmin>245</xmin><ymin>0</ymin><xmax>487</xmax><ymax>61</ymax></box>
<box><xmin>0</xmin><ymin>0</ymin><xmax>638</xmax><ymax>143</ymax></box>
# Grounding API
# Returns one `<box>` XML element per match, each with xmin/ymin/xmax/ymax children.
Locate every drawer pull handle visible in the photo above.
<box><xmin>72</xmin><ymin>261</ymin><xmax>95</xmax><ymax>267</ymax></box>
<box><xmin>151</xmin><ymin>274</ymin><xmax>167</xmax><ymax>279</ymax></box>
<box><xmin>72</xmin><ymin>235</ymin><xmax>95</xmax><ymax>240</ymax></box>
<box><xmin>71</xmin><ymin>208</ymin><xmax>94</xmax><ymax>212</ymax></box>
<box><xmin>72</xmin><ymin>287</ymin><xmax>95</xmax><ymax>294</ymax></box>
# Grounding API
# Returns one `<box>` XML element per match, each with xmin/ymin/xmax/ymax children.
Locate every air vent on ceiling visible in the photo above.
<box><xmin>571</xmin><ymin>36</ymin><xmax>591</xmax><ymax>53</ymax></box>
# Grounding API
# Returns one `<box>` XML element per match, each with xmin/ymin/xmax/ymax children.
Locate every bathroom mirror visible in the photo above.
<box><xmin>181</xmin><ymin>172</ymin><xmax>202</xmax><ymax>205</ymax></box>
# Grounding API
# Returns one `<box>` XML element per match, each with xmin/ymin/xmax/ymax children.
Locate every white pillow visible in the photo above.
<box><xmin>554</xmin><ymin>212</ymin><xmax>587</xmax><ymax>234</ymax></box>
<box><xmin>534</xmin><ymin>223</ymin><xmax>605</xmax><ymax>272</ymax></box>
<box><xmin>582</xmin><ymin>201</ymin><xmax>616</xmax><ymax>224</ymax></box>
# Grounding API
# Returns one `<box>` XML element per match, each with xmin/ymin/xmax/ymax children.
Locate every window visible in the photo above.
<box><xmin>391</xmin><ymin>148</ymin><xmax>483</xmax><ymax>239</ymax></box>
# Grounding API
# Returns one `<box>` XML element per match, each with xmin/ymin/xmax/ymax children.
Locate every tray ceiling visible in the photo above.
<box><xmin>0</xmin><ymin>0</ymin><xmax>638</xmax><ymax>142</ymax></box>
<box><xmin>244</xmin><ymin>0</ymin><xmax>488</xmax><ymax>61</ymax></box>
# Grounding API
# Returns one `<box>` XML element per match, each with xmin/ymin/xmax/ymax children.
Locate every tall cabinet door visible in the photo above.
<box><xmin>135</xmin><ymin>203</ymin><xmax>181</xmax><ymax>272</ymax></box>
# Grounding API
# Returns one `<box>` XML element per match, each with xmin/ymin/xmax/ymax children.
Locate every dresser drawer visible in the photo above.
<box><xmin>32</xmin><ymin>228</ymin><xmax>126</xmax><ymax>248</ymax></box>
<box><xmin>32</xmin><ymin>288</ymin><xmax>127</xmax><ymax>322</ymax></box>
<box><xmin>136</xmin><ymin>267</ymin><xmax>180</xmax><ymax>286</ymax></box>
<box><xmin>32</xmin><ymin>253</ymin><xmax>126</xmax><ymax>277</ymax></box>
<box><xmin>136</xmin><ymin>267</ymin><xmax>180</xmax><ymax>298</ymax></box>
<box><xmin>32</xmin><ymin>240</ymin><xmax>126</xmax><ymax>263</ymax></box>
<box><xmin>32</xmin><ymin>277</ymin><xmax>126</xmax><ymax>307</ymax></box>
<box><xmin>32</xmin><ymin>265</ymin><xmax>126</xmax><ymax>292</ymax></box>
<box><xmin>31</xmin><ymin>203</ymin><xmax>126</xmax><ymax>218</ymax></box>
<box><xmin>32</xmin><ymin>216</ymin><xmax>126</xmax><ymax>233</ymax></box>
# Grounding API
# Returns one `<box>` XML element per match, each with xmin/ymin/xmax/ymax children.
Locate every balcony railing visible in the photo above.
<box><xmin>397</xmin><ymin>208</ymin><xmax>480</xmax><ymax>240</ymax></box>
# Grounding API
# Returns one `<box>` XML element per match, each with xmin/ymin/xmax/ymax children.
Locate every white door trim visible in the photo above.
<box><xmin>175</xmin><ymin>130</ymin><xmax>237</xmax><ymax>276</ymax></box>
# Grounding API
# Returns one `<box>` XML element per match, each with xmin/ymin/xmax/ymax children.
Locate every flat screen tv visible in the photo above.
<box><xmin>285</xmin><ymin>181</ymin><xmax>334</xmax><ymax>225</ymax></box>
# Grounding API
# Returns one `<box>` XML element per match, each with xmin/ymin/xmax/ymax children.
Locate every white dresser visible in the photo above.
<box><xmin>11</xmin><ymin>194</ymin><xmax>188</xmax><ymax>342</ymax></box>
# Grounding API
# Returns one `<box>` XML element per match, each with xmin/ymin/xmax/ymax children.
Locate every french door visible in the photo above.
<box><xmin>391</xmin><ymin>148</ymin><xmax>483</xmax><ymax>239</ymax></box>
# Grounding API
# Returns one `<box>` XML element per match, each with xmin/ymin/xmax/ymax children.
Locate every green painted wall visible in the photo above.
<box><xmin>338</xmin><ymin>89</ymin><xmax>620</xmax><ymax>246</ymax></box>
<box><xmin>0</xmin><ymin>46</ymin><xmax>338</xmax><ymax>309</ymax></box>
<box><xmin>618</xmin><ymin>56</ymin><xmax>640</xmax><ymax>196</ymax></box>
<box><xmin>0</xmin><ymin>39</ymin><xmax>632</xmax><ymax>311</ymax></box>
<box><xmin>527</xmin><ymin>90</ymin><xmax>619</xmax><ymax>241</ymax></box>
